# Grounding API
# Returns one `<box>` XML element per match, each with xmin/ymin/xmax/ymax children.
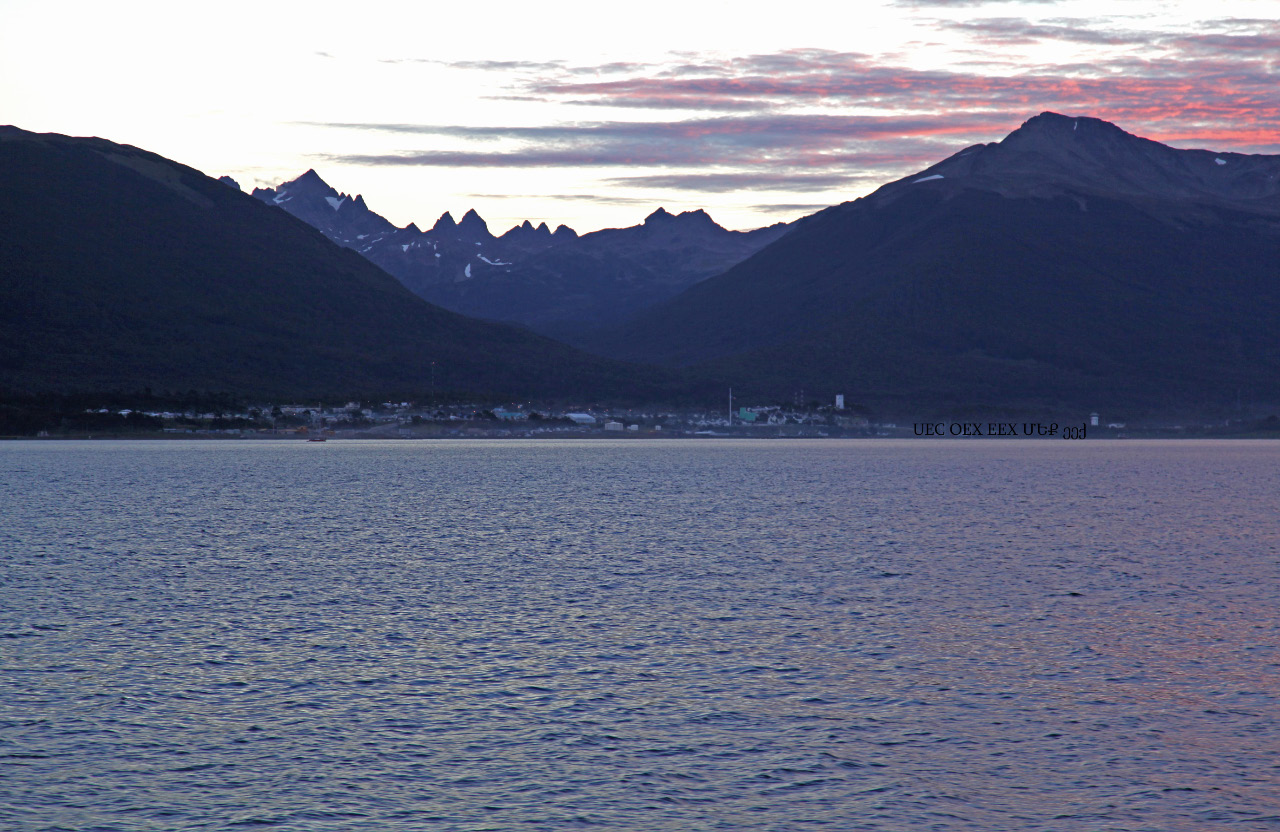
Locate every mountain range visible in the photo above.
<box><xmin>251</xmin><ymin>173</ymin><xmax>788</xmax><ymax>338</ymax></box>
<box><xmin>3</xmin><ymin>113</ymin><xmax>1278</xmax><ymax>415</ymax></box>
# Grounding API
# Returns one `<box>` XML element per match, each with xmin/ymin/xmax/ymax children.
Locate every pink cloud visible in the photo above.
<box><xmin>338</xmin><ymin>23</ymin><xmax>1277</xmax><ymax>199</ymax></box>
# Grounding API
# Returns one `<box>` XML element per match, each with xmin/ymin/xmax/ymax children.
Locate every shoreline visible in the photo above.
<box><xmin>6</xmin><ymin>430</ymin><xmax>1280</xmax><ymax>442</ymax></box>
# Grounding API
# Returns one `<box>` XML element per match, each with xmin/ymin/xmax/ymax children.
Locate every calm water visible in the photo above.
<box><xmin>2</xmin><ymin>439</ymin><xmax>1278</xmax><ymax>831</ymax></box>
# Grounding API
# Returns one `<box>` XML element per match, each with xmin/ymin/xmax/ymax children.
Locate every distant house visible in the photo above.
<box><xmin>566</xmin><ymin>413</ymin><xmax>596</xmax><ymax>425</ymax></box>
<box><xmin>604</xmin><ymin>421</ymin><xmax>624</xmax><ymax>431</ymax></box>
<box><xmin>493</xmin><ymin>408</ymin><xmax>528</xmax><ymax>421</ymax></box>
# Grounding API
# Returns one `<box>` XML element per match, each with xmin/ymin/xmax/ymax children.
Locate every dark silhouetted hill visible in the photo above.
<box><xmin>0</xmin><ymin>127</ymin><xmax>665</xmax><ymax>400</ymax></box>
<box><xmin>585</xmin><ymin>114</ymin><xmax>1280</xmax><ymax>414</ymax></box>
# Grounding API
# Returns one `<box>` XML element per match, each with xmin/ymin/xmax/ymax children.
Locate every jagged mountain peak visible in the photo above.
<box><xmin>432</xmin><ymin>212</ymin><xmax>457</xmax><ymax>231</ymax></box>
<box><xmin>639</xmin><ymin>206</ymin><xmax>725</xmax><ymax>234</ymax></box>
<box><xmin>294</xmin><ymin>168</ymin><xmax>328</xmax><ymax>185</ymax></box>
<box><xmin>273</xmin><ymin>168</ymin><xmax>336</xmax><ymax>199</ymax></box>
<box><xmin>254</xmin><ymin>169</ymin><xmax>339</xmax><ymax>204</ymax></box>
<box><xmin>643</xmin><ymin>206</ymin><xmax>722</xmax><ymax>226</ymax></box>
<box><xmin>676</xmin><ymin>208</ymin><xmax>720</xmax><ymax>229</ymax></box>
<box><xmin>250</xmin><ymin>169</ymin><xmax>395</xmax><ymax>243</ymax></box>
<box><xmin>453</xmin><ymin>209</ymin><xmax>493</xmax><ymax>243</ymax></box>
<box><xmin>499</xmin><ymin>218</ymin><xmax>558</xmax><ymax>243</ymax></box>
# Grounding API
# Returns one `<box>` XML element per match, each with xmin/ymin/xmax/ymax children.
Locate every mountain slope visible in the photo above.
<box><xmin>587</xmin><ymin>113</ymin><xmax>1280</xmax><ymax>412</ymax></box>
<box><xmin>253</xmin><ymin>172</ymin><xmax>787</xmax><ymax>335</ymax></box>
<box><xmin>0</xmin><ymin>126</ymin><xmax>664</xmax><ymax>399</ymax></box>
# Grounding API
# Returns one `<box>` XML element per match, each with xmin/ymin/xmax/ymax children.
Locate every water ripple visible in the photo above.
<box><xmin>2</xmin><ymin>439</ymin><xmax>1278</xmax><ymax>830</ymax></box>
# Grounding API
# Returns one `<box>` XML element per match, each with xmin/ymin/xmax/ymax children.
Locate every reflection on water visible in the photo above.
<box><xmin>2</xmin><ymin>439</ymin><xmax>1278</xmax><ymax>830</ymax></box>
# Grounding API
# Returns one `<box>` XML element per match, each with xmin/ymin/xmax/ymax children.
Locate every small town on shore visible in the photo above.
<box><xmin>49</xmin><ymin>397</ymin><xmax>879</xmax><ymax>439</ymax></box>
<box><xmin>15</xmin><ymin>394</ymin><xmax>1280</xmax><ymax>440</ymax></box>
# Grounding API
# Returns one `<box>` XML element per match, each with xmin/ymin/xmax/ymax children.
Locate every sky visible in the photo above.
<box><xmin>2</xmin><ymin>0</ymin><xmax>1277</xmax><ymax>232</ymax></box>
